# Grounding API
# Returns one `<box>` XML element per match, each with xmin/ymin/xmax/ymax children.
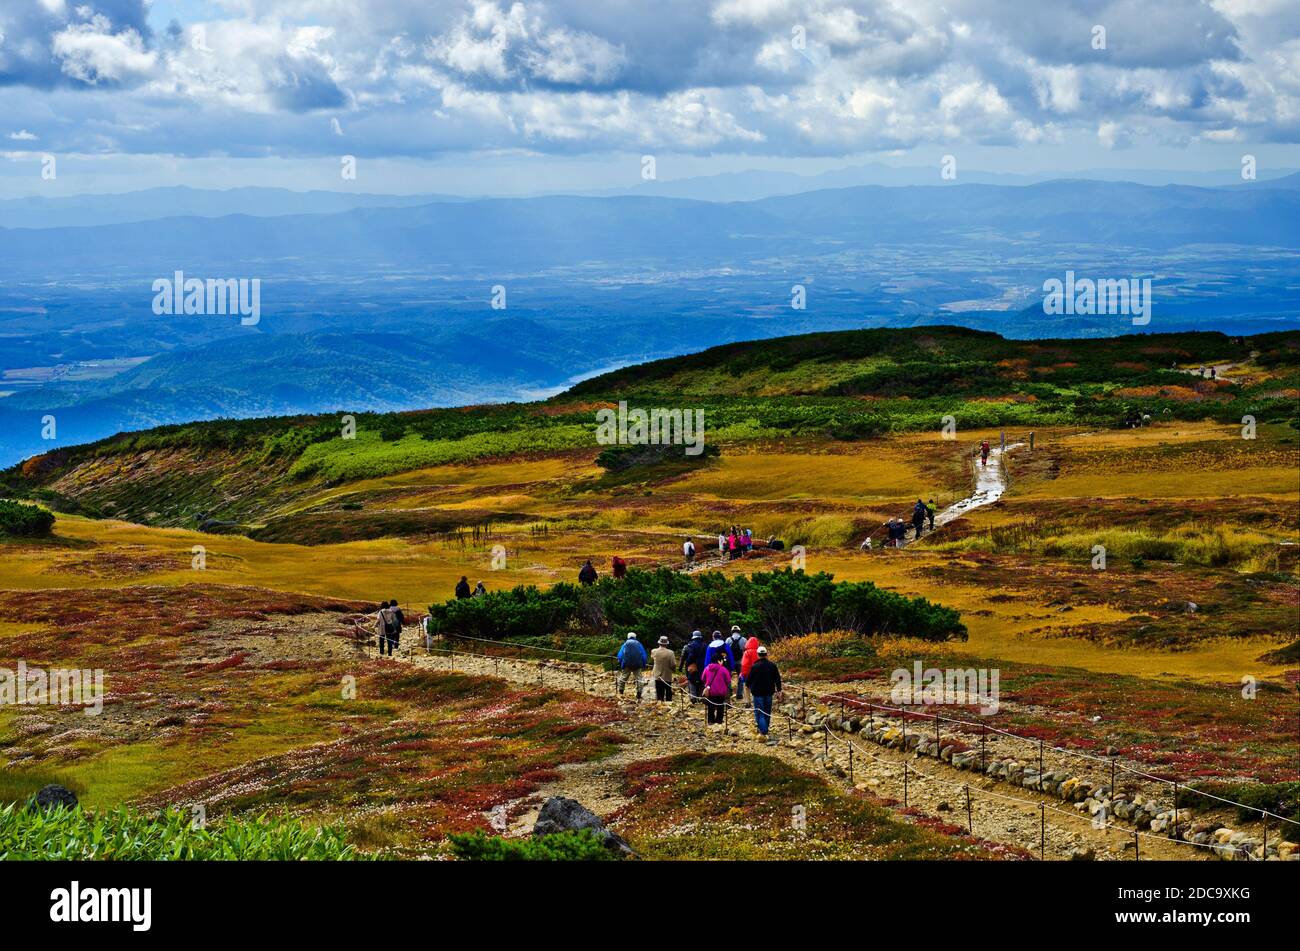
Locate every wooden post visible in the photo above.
<box><xmin>1134</xmin><ymin>831</ymin><xmax>1140</xmax><ymax>861</ymax></box>
<box><xmin>934</xmin><ymin>711</ymin><xmax>940</xmax><ymax>751</ymax></box>
<box><xmin>1039</xmin><ymin>803</ymin><xmax>1045</xmax><ymax>861</ymax></box>
<box><xmin>981</xmin><ymin>724</ymin><xmax>987</xmax><ymax>772</ymax></box>
<box><xmin>903</xmin><ymin>761</ymin><xmax>909</xmax><ymax>808</ymax></box>
<box><xmin>965</xmin><ymin>785</ymin><xmax>973</xmax><ymax>834</ymax></box>
<box><xmin>1038</xmin><ymin>738</ymin><xmax>1044</xmax><ymax>777</ymax></box>
<box><xmin>849</xmin><ymin>744</ymin><xmax>854</xmax><ymax>783</ymax></box>
<box><xmin>1173</xmin><ymin>783</ymin><xmax>1179</xmax><ymax>840</ymax></box>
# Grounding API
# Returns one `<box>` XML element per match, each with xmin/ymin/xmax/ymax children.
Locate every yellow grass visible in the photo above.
<box><xmin>670</xmin><ymin>451</ymin><xmax>929</xmax><ymax>501</ymax></box>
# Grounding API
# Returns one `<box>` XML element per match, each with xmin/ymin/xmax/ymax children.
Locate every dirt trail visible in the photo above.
<box><xmin>934</xmin><ymin>443</ymin><xmax>1021</xmax><ymax>529</ymax></box>
<box><xmin>359</xmin><ymin>632</ymin><xmax>1193</xmax><ymax>861</ymax></box>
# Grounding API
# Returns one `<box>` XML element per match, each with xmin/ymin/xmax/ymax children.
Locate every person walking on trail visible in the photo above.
<box><xmin>376</xmin><ymin>601</ymin><xmax>395</xmax><ymax>656</ymax></box>
<box><xmin>725</xmin><ymin>626</ymin><xmax>747</xmax><ymax>698</ymax></box>
<box><xmin>578</xmin><ymin>559</ymin><xmax>598</xmax><ymax>585</ymax></box>
<box><xmin>455</xmin><ymin>576</ymin><xmax>471</xmax><ymax>599</ymax></box>
<box><xmin>472</xmin><ymin>581</ymin><xmax>487</xmax><ymax>597</ymax></box>
<box><xmin>616</xmin><ymin>632</ymin><xmax>647</xmax><ymax>699</ymax></box>
<box><xmin>651</xmin><ymin>636</ymin><xmax>676</xmax><ymax>702</ymax></box>
<box><xmin>680</xmin><ymin>630</ymin><xmax>707</xmax><ymax>703</ymax></box>
<box><xmin>702</xmin><ymin>654</ymin><xmax>732</xmax><ymax>726</ymax></box>
<box><xmin>743</xmin><ymin>528</ymin><xmax>753</xmax><ymax>553</ymax></box>
<box><xmin>980</xmin><ymin>440</ymin><xmax>991</xmax><ymax>466</ymax></box>
<box><xmin>746</xmin><ymin>646</ymin><xmax>782</xmax><ymax>739</ymax></box>
<box><xmin>611</xmin><ymin>555</ymin><xmax>628</xmax><ymax>579</ymax></box>
<box><xmin>683</xmin><ymin>538</ymin><xmax>696</xmax><ymax>566</ymax></box>
<box><xmin>704</xmin><ymin>631</ymin><xmax>734</xmax><ymax>670</ymax></box>
<box><xmin>728</xmin><ymin>530</ymin><xmax>739</xmax><ymax>560</ymax></box>
<box><xmin>911</xmin><ymin>499</ymin><xmax>926</xmax><ymax>540</ymax></box>
<box><xmin>388</xmin><ymin>600</ymin><xmax>404</xmax><ymax>654</ymax></box>
<box><xmin>926</xmin><ymin>498</ymin><xmax>937</xmax><ymax>531</ymax></box>
<box><xmin>740</xmin><ymin>633</ymin><xmax>761</xmax><ymax>699</ymax></box>
<box><xmin>718</xmin><ymin>533</ymin><xmax>726</xmax><ymax>558</ymax></box>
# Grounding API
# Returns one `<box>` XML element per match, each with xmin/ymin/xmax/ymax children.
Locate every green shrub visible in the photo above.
<box><xmin>428</xmin><ymin>567</ymin><xmax>965</xmax><ymax>646</ymax></box>
<box><xmin>0</xmin><ymin>803</ymin><xmax>361</xmax><ymax>860</ymax></box>
<box><xmin>0</xmin><ymin>500</ymin><xmax>54</xmax><ymax>537</ymax></box>
<box><xmin>448</xmin><ymin>829</ymin><xmax>618</xmax><ymax>861</ymax></box>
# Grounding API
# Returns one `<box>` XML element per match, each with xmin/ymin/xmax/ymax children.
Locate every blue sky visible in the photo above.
<box><xmin>2</xmin><ymin>0</ymin><xmax>1299</xmax><ymax>196</ymax></box>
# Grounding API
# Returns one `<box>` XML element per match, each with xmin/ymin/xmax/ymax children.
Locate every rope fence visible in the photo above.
<box><xmin>347</xmin><ymin>616</ymin><xmax>1295</xmax><ymax>859</ymax></box>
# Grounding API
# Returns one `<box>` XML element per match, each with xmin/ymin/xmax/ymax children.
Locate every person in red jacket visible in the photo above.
<box><xmin>611</xmin><ymin>555</ymin><xmax>627</xmax><ymax>579</ymax></box>
<box><xmin>740</xmin><ymin>634</ymin><xmax>761</xmax><ymax>688</ymax></box>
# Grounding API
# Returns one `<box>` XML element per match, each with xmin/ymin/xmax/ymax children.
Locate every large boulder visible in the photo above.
<box><xmin>533</xmin><ymin>797</ymin><xmax>635</xmax><ymax>857</ymax></box>
<box><xmin>30</xmin><ymin>784</ymin><xmax>79</xmax><ymax>811</ymax></box>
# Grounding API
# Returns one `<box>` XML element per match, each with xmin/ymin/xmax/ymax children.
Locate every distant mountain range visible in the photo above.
<box><xmin>1</xmin><ymin>173</ymin><xmax>1297</xmax><ymax>467</ymax></box>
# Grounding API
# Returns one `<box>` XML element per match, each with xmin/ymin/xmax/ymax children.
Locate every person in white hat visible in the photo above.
<box><xmin>615</xmin><ymin>632</ymin><xmax>647</xmax><ymax>700</ymax></box>
<box><xmin>651</xmin><ymin>636</ymin><xmax>676</xmax><ymax>702</ymax></box>
<box><xmin>725</xmin><ymin>626</ymin><xmax>747</xmax><ymax>699</ymax></box>
<box><xmin>746</xmin><ymin>645</ymin><xmax>783</xmax><ymax>739</ymax></box>
<box><xmin>678</xmin><ymin>630</ymin><xmax>707</xmax><ymax>703</ymax></box>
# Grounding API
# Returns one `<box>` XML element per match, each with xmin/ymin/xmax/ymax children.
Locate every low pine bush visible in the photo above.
<box><xmin>448</xmin><ymin>829</ymin><xmax>618</xmax><ymax>861</ymax></box>
<box><xmin>0</xmin><ymin>499</ymin><xmax>54</xmax><ymax>537</ymax></box>
<box><xmin>427</xmin><ymin>567</ymin><xmax>965</xmax><ymax>646</ymax></box>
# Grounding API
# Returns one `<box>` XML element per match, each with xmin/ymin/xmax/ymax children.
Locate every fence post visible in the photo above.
<box><xmin>494</xmin><ymin>657</ymin><xmax>500</xmax><ymax>676</ymax></box>
<box><xmin>1111</xmin><ymin>755</ymin><xmax>1116</xmax><ymax>795</ymax></box>
<box><xmin>981</xmin><ymin>724</ymin><xmax>987</xmax><ymax>772</ymax></box>
<box><xmin>1039</xmin><ymin>803</ymin><xmax>1045</xmax><ymax>860</ymax></box>
<box><xmin>935</xmin><ymin>711</ymin><xmax>940</xmax><ymax>751</ymax></box>
<box><xmin>1173</xmin><ymin>783</ymin><xmax>1179</xmax><ymax>840</ymax></box>
<box><xmin>580</xmin><ymin>669</ymin><xmax>586</xmax><ymax>692</ymax></box>
<box><xmin>849</xmin><ymin>744</ymin><xmax>854</xmax><ymax>783</ymax></box>
<box><xmin>1133</xmin><ymin>831</ymin><xmax>1140</xmax><ymax>861</ymax></box>
<box><xmin>965</xmin><ymin>785</ymin><xmax>973</xmax><ymax>834</ymax></box>
<box><xmin>1038</xmin><ymin>738</ymin><xmax>1044</xmax><ymax>777</ymax></box>
<box><xmin>903</xmin><ymin>761</ymin><xmax>909</xmax><ymax>808</ymax></box>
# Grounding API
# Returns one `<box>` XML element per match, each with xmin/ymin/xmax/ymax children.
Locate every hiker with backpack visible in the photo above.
<box><xmin>611</xmin><ymin>555</ymin><xmax>628</xmax><ymax>579</ymax></box>
<box><xmin>745</xmin><ymin>646</ymin><xmax>782</xmax><ymax>739</ymax></box>
<box><xmin>651</xmin><ymin>636</ymin><xmax>676</xmax><ymax>702</ymax></box>
<box><xmin>704</xmin><ymin>631</ymin><xmax>734</xmax><ymax>669</ymax></box>
<box><xmin>926</xmin><ymin>498</ymin><xmax>937</xmax><ymax>531</ymax></box>
<box><xmin>679</xmin><ymin>630</ymin><xmax>707</xmax><ymax>702</ymax></box>
<box><xmin>616</xmin><ymin>632</ymin><xmax>647</xmax><ymax>700</ymax></box>
<box><xmin>702</xmin><ymin>652</ymin><xmax>732</xmax><ymax>726</ymax></box>
<box><xmin>578</xmin><ymin>560</ymin><xmax>598</xmax><ymax>585</ymax></box>
<box><xmin>473</xmin><ymin>581</ymin><xmax>487</xmax><ymax>597</ymax></box>
<box><xmin>725</xmin><ymin>626</ymin><xmax>747</xmax><ymax>699</ymax></box>
<box><xmin>683</xmin><ymin>538</ymin><xmax>696</xmax><ymax>566</ymax></box>
<box><xmin>980</xmin><ymin>440</ymin><xmax>990</xmax><ymax>466</ymax></box>
<box><xmin>455</xmin><ymin>576</ymin><xmax>471</xmax><ymax>599</ymax></box>
<box><xmin>912</xmin><ymin>499</ymin><xmax>926</xmax><ymax>540</ymax></box>
<box><xmin>375</xmin><ymin>601</ymin><xmax>397</xmax><ymax>656</ymax></box>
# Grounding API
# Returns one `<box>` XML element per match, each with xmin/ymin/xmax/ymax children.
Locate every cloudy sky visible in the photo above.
<box><xmin>2</xmin><ymin>0</ymin><xmax>1299</xmax><ymax>195</ymax></box>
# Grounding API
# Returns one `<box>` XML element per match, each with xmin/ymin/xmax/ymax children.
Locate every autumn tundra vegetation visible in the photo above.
<box><xmin>1</xmin><ymin>327</ymin><xmax>1297</xmax><ymax>861</ymax></box>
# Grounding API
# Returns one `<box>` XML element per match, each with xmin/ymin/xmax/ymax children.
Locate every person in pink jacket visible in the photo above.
<box><xmin>702</xmin><ymin>657</ymin><xmax>732</xmax><ymax>726</ymax></box>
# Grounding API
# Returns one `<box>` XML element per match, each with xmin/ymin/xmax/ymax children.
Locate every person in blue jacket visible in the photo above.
<box><xmin>616</xmin><ymin>632</ymin><xmax>647</xmax><ymax>699</ymax></box>
<box><xmin>679</xmin><ymin>630</ymin><xmax>707</xmax><ymax>703</ymax></box>
<box><xmin>704</xmin><ymin>631</ymin><xmax>734</xmax><ymax>670</ymax></box>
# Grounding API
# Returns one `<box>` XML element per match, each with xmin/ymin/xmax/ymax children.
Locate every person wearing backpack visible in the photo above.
<box><xmin>387</xmin><ymin>599</ymin><xmax>404</xmax><ymax>655</ymax></box>
<box><xmin>702</xmin><ymin>654</ymin><xmax>732</xmax><ymax>726</ymax></box>
<box><xmin>679</xmin><ymin>630</ymin><xmax>707</xmax><ymax>703</ymax></box>
<box><xmin>926</xmin><ymin>498</ymin><xmax>937</xmax><ymax>531</ymax></box>
<box><xmin>611</xmin><ymin>555</ymin><xmax>628</xmax><ymax>579</ymax></box>
<box><xmin>740</xmin><ymin>633</ymin><xmax>761</xmax><ymax>695</ymax></box>
<box><xmin>578</xmin><ymin>560</ymin><xmax>598</xmax><ymax>585</ymax></box>
<box><xmin>725</xmin><ymin>626</ymin><xmax>747</xmax><ymax>698</ymax></box>
<box><xmin>704</xmin><ymin>631</ymin><xmax>733</xmax><ymax>670</ymax></box>
<box><xmin>650</xmin><ymin>636</ymin><xmax>676</xmax><ymax>702</ymax></box>
<box><xmin>375</xmin><ymin>601</ymin><xmax>394</xmax><ymax>656</ymax></box>
<box><xmin>683</xmin><ymin>538</ymin><xmax>696</xmax><ymax>566</ymax></box>
<box><xmin>616</xmin><ymin>632</ymin><xmax>647</xmax><ymax>700</ymax></box>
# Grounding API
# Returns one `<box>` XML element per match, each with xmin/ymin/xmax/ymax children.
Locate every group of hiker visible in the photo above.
<box><xmin>720</xmin><ymin>527</ymin><xmax>755</xmax><ymax>559</ymax></box>
<box><xmin>615</xmin><ymin>626</ymin><xmax>783</xmax><ymax>738</ymax></box>
<box><xmin>864</xmin><ymin>497</ymin><xmax>937</xmax><ymax>550</ymax></box>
